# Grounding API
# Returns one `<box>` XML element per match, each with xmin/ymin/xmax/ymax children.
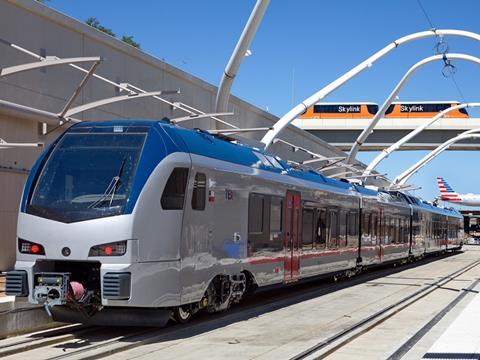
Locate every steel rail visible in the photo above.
<box><xmin>290</xmin><ymin>258</ymin><xmax>480</xmax><ymax>360</ymax></box>
<box><xmin>0</xmin><ymin>324</ymin><xmax>93</xmax><ymax>357</ymax></box>
<box><xmin>0</xmin><ymin>252</ymin><xmax>465</xmax><ymax>359</ymax></box>
<box><xmin>387</xmin><ymin>277</ymin><xmax>480</xmax><ymax>360</ymax></box>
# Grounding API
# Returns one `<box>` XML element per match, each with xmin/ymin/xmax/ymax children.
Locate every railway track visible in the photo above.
<box><xmin>0</xmin><ymin>251</ymin><xmax>473</xmax><ymax>360</ymax></box>
<box><xmin>290</xmin><ymin>258</ymin><xmax>480</xmax><ymax>360</ymax></box>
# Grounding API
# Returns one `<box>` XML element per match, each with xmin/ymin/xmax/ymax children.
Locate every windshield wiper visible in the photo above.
<box><xmin>88</xmin><ymin>157</ymin><xmax>127</xmax><ymax>209</ymax></box>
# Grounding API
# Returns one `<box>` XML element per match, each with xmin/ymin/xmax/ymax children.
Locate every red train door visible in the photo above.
<box><xmin>284</xmin><ymin>191</ymin><xmax>301</xmax><ymax>283</ymax></box>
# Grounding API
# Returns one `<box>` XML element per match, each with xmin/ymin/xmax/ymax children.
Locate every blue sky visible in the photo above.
<box><xmin>44</xmin><ymin>0</ymin><xmax>480</xmax><ymax>205</ymax></box>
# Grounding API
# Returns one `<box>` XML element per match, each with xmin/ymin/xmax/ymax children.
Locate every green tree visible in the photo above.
<box><xmin>85</xmin><ymin>17</ymin><xmax>116</xmax><ymax>37</ymax></box>
<box><xmin>121</xmin><ymin>35</ymin><xmax>141</xmax><ymax>49</ymax></box>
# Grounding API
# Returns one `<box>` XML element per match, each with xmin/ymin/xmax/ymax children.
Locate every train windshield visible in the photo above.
<box><xmin>27</xmin><ymin>132</ymin><xmax>146</xmax><ymax>223</ymax></box>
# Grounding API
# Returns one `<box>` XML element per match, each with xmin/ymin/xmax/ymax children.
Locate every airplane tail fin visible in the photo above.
<box><xmin>436</xmin><ymin>177</ymin><xmax>461</xmax><ymax>202</ymax></box>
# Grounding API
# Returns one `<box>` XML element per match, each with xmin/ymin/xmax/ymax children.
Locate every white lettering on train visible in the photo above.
<box><xmin>338</xmin><ymin>105</ymin><xmax>360</xmax><ymax>113</ymax></box>
<box><xmin>400</xmin><ymin>104</ymin><xmax>424</xmax><ymax>112</ymax></box>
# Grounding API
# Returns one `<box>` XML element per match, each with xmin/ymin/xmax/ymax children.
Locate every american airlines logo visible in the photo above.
<box><xmin>400</xmin><ymin>105</ymin><xmax>424</xmax><ymax>112</ymax></box>
<box><xmin>338</xmin><ymin>105</ymin><xmax>360</xmax><ymax>113</ymax></box>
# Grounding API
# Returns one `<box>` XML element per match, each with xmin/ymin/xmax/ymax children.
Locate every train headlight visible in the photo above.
<box><xmin>18</xmin><ymin>238</ymin><xmax>45</xmax><ymax>255</ymax></box>
<box><xmin>89</xmin><ymin>241</ymin><xmax>127</xmax><ymax>257</ymax></box>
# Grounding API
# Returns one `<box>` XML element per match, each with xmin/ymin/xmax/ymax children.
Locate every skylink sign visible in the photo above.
<box><xmin>400</xmin><ymin>104</ymin><xmax>424</xmax><ymax>112</ymax></box>
<box><xmin>337</xmin><ymin>105</ymin><xmax>360</xmax><ymax>113</ymax></box>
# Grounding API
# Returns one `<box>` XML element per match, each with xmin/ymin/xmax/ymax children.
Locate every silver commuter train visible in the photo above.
<box><xmin>6</xmin><ymin>120</ymin><xmax>463</xmax><ymax>325</ymax></box>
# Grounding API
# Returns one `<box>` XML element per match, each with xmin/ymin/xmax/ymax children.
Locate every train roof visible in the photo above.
<box><xmin>67</xmin><ymin>120</ymin><xmax>464</xmax><ymax>218</ymax></box>
<box><xmin>312</xmin><ymin>102</ymin><xmax>378</xmax><ymax>105</ymax></box>
<box><xmin>70</xmin><ymin>119</ymin><xmax>358</xmax><ymax>192</ymax></box>
<box><xmin>409</xmin><ymin>197</ymin><xmax>462</xmax><ymax>217</ymax></box>
<box><xmin>389</xmin><ymin>100</ymin><xmax>460</xmax><ymax>104</ymax></box>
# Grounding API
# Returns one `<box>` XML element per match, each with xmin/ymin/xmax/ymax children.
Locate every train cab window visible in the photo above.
<box><xmin>316</xmin><ymin>209</ymin><xmax>327</xmax><ymax>248</ymax></box>
<box><xmin>248</xmin><ymin>194</ymin><xmax>264</xmax><ymax>234</ymax></box>
<box><xmin>302</xmin><ymin>208</ymin><xmax>314</xmax><ymax>248</ymax></box>
<box><xmin>161</xmin><ymin>168</ymin><xmax>189</xmax><ymax>210</ymax></box>
<box><xmin>191</xmin><ymin>173</ymin><xmax>206</xmax><ymax>210</ymax></box>
<box><xmin>367</xmin><ymin>104</ymin><xmax>379</xmax><ymax>114</ymax></box>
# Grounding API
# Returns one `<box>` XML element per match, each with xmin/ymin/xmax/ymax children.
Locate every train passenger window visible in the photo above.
<box><xmin>403</xmin><ymin>218</ymin><xmax>410</xmax><ymax>243</ymax></box>
<box><xmin>161</xmin><ymin>168</ymin><xmax>189</xmax><ymax>210</ymax></box>
<box><xmin>395</xmin><ymin>218</ymin><xmax>400</xmax><ymax>244</ymax></box>
<box><xmin>270</xmin><ymin>198</ymin><xmax>283</xmax><ymax>232</ymax></box>
<box><xmin>348</xmin><ymin>211</ymin><xmax>358</xmax><ymax>247</ymax></box>
<box><xmin>248</xmin><ymin>194</ymin><xmax>264</xmax><ymax>234</ymax></box>
<box><xmin>316</xmin><ymin>209</ymin><xmax>327</xmax><ymax>248</ymax></box>
<box><xmin>391</xmin><ymin>217</ymin><xmax>396</xmax><ymax>244</ymax></box>
<box><xmin>339</xmin><ymin>211</ymin><xmax>347</xmax><ymax>247</ymax></box>
<box><xmin>399</xmin><ymin>218</ymin><xmax>405</xmax><ymax>243</ymax></box>
<box><xmin>302</xmin><ymin>208</ymin><xmax>314</xmax><ymax>248</ymax></box>
<box><xmin>371</xmin><ymin>213</ymin><xmax>378</xmax><ymax>243</ymax></box>
<box><xmin>362</xmin><ymin>212</ymin><xmax>371</xmax><ymax>245</ymax></box>
<box><xmin>384</xmin><ymin>216</ymin><xmax>391</xmax><ymax>245</ymax></box>
<box><xmin>329</xmin><ymin>210</ymin><xmax>338</xmax><ymax>248</ymax></box>
<box><xmin>393</xmin><ymin>218</ymin><xmax>398</xmax><ymax>244</ymax></box>
<box><xmin>191</xmin><ymin>173</ymin><xmax>206</xmax><ymax>210</ymax></box>
<box><xmin>390</xmin><ymin>218</ymin><xmax>395</xmax><ymax>244</ymax></box>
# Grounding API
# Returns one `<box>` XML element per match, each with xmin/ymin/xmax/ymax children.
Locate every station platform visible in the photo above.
<box><xmin>0</xmin><ymin>272</ymin><xmax>58</xmax><ymax>339</ymax></box>
<box><xmin>0</xmin><ymin>251</ymin><xmax>479</xmax><ymax>359</ymax></box>
<box><xmin>423</xmin><ymin>290</ymin><xmax>480</xmax><ymax>359</ymax></box>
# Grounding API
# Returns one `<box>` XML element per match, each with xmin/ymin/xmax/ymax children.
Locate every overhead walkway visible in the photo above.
<box><xmin>294</xmin><ymin>117</ymin><xmax>480</xmax><ymax>151</ymax></box>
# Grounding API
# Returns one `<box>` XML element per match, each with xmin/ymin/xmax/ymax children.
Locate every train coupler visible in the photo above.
<box><xmin>33</xmin><ymin>272</ymin><xmax>71</xmax><ymax>307</ymax></box>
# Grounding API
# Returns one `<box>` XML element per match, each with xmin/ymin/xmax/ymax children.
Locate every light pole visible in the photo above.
<box><xmin>261</xmin><ymin>29</ymin><xmax>480</xmax><ymax>150</ymax></box>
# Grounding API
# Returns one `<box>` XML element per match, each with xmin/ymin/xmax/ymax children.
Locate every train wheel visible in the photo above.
<box><xmin>173</xmin><ymin>306</ymin><xmax>192</xmax><ymax>324</ymax></box>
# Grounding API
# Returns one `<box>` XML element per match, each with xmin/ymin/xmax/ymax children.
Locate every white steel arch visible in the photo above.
<box><xmin>261</xmin><ymin>29</ymin><xmax>480</xmax><ymax>150</ymax></box>
<box><xmin>215</xmin><ymin>0</ymin><xmax>270</xmax><ymax>114</ymax></box>
<box><xmin>391</xmin><ymin>128</ymin><xmax>480</xmax><ymax>187</ymax></box>
<box><xmin>347</xmin><ymin>54</ymin><xmax>480</xmax><ymax>164</ymax></box>
<box><xmin>363</xmin><ymin>102</ymin><xmax>480</xmax><ymax>177</ymax></box>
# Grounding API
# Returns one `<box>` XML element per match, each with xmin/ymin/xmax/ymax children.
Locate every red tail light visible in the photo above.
<box><xmin>89</xmin><ymin>241</ymin><xmax>127</xmax><ymax>257</ymax></box>
<box><xmin>18</xmin><ymin>239</ymin><xmax>45</xmax><ymax>255</ymax></box>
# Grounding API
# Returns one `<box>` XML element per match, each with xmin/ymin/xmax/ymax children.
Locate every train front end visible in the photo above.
<box><xmin>6</xmin><ymin>120</ymin><xmax>185</xmax><ymax>325</ymax></box>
